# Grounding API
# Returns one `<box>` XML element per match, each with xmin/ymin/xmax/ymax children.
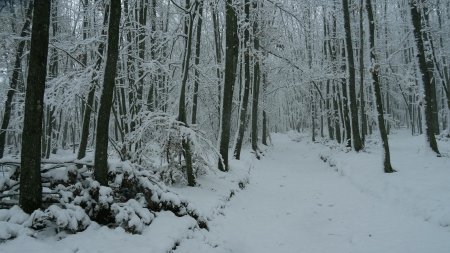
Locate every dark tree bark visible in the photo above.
<box><xmin>341</xmin><ymin>45</ymin><xmax>352</xmax><ymax>147</ymax></box>
<box><xmin>420</xmin><ymin>2</ymin><xmax>440</xmax><ymax>135</ymax></box>
<box><xmin>178</xmin><ymin>0</ymin><xmax>198</xmax><ymax>187</ymax></box>
<box><xmin>251</xmin><ymin>1</ymin><xmax>260</xmax><ymax>155</ymax></box>
<box><xmin>218</xmin><ymin>0</ymin><xmax>239</xmax><ymax>171</ymax></box>
<box><xmin>409</xmin><ymin>0</ymin><xmax>440</xmax><ymax>155</ymax></box>
<box><xmin>234</xmin><ymin>0</ymin><xmax>251</xmax><ymax>160</ymax></box>
<box><xmin>366</xmin><ymin>0</ymin><xmax>395</xmax><ymax>173</ymax></box>
<box><xmin>44</xmin><ymin>0</ymin><xmax>59</xmax><ymax>159</ymax></box>
<box><xmin>262</xmin><ymin>73</ymin><xmax>268</xmax><ymax>146</ymax></box>
<box><xmin>137</xmin><ymin>0</ymin><xmax>147</xmax><ymax>114</ymax></box>
<box><xmin>191</xmin><ymin>0</ymin><xmax>204</xmax><ymax>124</ymax></box>
<box><xmin>19</xmin><ymin>0</ymin><xmax>51</xmax><ymax>214</ymax></box>
<box><xmin>0</xmin><ymin>0</ymin><xmax>33</xmax><ymax>158</ymax></box>
<box><xmin>342</xmin><ymin>0</ymin><xmax>363</xmax><ymax>151</ymax></box>
<box><xmin>211</xmin><ymin>0</ymin><xmax>223</xmax><ymax>116</ymax></box>
<box><xmin>78</xmin><ymin>4</ymin><xmax>109</xmax><ymax>160</ymax></box>
<box><xmin>94</xmin><ymin>0</ymin><xmax>121</xmax><ymax>185</ymax></box>
<box><xmin>333</xmin><ymin>84</ymin><xmax>342</xmax><ymax>143</ymax></box>
<box><xmin>359</xmin><ymin>0</ymin><xmax>367</xmax><ymax>144</ymax></box>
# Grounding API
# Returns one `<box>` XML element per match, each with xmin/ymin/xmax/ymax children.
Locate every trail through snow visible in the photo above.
<box><xmin>174</xmin><ymin>134</ymin><xmax>450</xmax><ymax>253</ymax></box>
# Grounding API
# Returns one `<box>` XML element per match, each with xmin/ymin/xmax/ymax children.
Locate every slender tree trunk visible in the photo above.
<box><xmin>234</xmin><ymin>0</ymin><xmax>251</xmax><ymax>160</ymax></box>
<box><xmin>359</xmin><ymin>0</ymin><xmax>367</xmax><ymax>144</ymax></box>
<box><xmin>366</xmin><ymin>0</ymin><xmax>395</xmax><ymax>173</ymax></box>
<box><xmin>262</xmin><ymin>72</ymin><xmax>268</xmax><ymax>146</ymax></box>
<box><xmin>0</xmin><ymin>0</ymin><xmax>33</xmax><ymax>158</ymax></box>
<box><xmin>218</xmin><ymin>0</ymin><xmax>239</xmax><ymax>171</ymax></box>
<box><xmin>211</xmin><ymin>0</ymin><xmax>222</xmax><ymax>116</ymax></box>
<box><xmin>341</xmin><ymin>45</ymin><xmax>352</xmax><ymax>147</ymax></box>
<box><xmin>191</xmin><ymin>0</ymin><xmax>204</xmax><ymax>125</ymax></box>
<box><xmin>333</xmin><ymin>84</ymin><xmax>342</xmax><ymax>143</ymax></box>
<box><xmin>178</xmin><ymin>0</ymin><xmax>198</xmax><ymax>186</ymax></box>
<box><xmin>78</xmin><ymin>4</ymin><xmax>109</xmax><ymax>160</ymax></box>
<box><xmin>20</xmin><ymin>0</ymin><xmax>51</xmax><ymax>214</ymax></box>
<box><xmin>409</xmin><ymin>0</ymin><xmax>440</xmax><ymax>155</ymax></box>
<box><xmin>94</xmin><ymin>0</ymin><xmax>121</xmax><ymax>185</ymax></box>
<box><xmin>342</xmin><ymin>0</ymin><xmax>363</xmax><ymax>151</ymax></box>
<box><xmin>251</xmin><ymin>1</ymin><xmax>261</xmax><ymax>155</ymax></box>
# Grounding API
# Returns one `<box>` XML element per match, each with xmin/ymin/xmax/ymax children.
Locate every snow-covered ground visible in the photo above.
<box><xmin>173</xmin><ymin>132</ymin><xmax>450</xmax><ymax>253</ymax></box>
<box><xmin>1</xmin><ymin>131</ymin><xmax>449</xmax><ymax>253</ymax></box>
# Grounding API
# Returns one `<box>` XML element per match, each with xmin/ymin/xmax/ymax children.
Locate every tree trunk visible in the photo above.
<box><xmin>359</xmin><ymin>0</ymin><xmax>367</xmax><ymax>144</ymax></box>
<box><xmin>191</xmin><ymin>0</ymin><xmax>204</xmax><ymax>124</ymax></box>
<box><xmin>178</xmin><ymin>0</ymin><xmax>198</xmax><ymax>187</ymax></box>
<box><xmin>251</xmin><ymin>1</ymin><xmax>260</xmax><ymax>155</ymax></box>
<box><xmin>366</xmin><ymin>0</ymin><xmax>395</xmax><ymax>173</ymax></box>
<box><xmin>342</xmin><ymin>0</ymin><xmax>363</xmax><ymax>151</ymax></box>
<box><xmin>218</xmin><ymin>0</ymin><xmax>239</xmax><ymax>171</ymax></box>
<box><xmin>341</xmin><ymin>45</ymin><xmax>352</xmax><ymax>148</ymax></box>
<box><xmin>20</xmin><ymin>0</ymin><xmax>52</xmax><ymax>214</ymax></box>
<box><xmin>78</xmin><ymin>4</ymin><xmax>109</xmax><ymax>160</ymax></box>
<box><xmin>234</xmin><ymin>0</ymin><xmax>251</xmax><ymax>160</ymax></box>
<box><xmin>409</xmin><ymin>0</ymin><xmax>440</xmax><ymax>155</ymax></box>
<box><xmin>94</xmin><ymin>0</ymin><xmax>121</xmax><ymax>185</ymax></box>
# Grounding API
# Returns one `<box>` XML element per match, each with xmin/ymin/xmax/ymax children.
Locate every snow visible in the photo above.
<box><xmin>173</xmin><ymin>132</ymin><xmax>450</xmax><ymax>253</ymax></box>
<box><xmin>1</xmin><ymin>131</ymin><xmax>450</xmax><ymax>252</ymax></box>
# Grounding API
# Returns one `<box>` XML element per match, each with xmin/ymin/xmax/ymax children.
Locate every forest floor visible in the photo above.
<box><xmin>1</xmin><ymin>130</ymin><xmax>449</xmax><ymax>253</ymax></box>
<box><xmin>173</xmin><ymin>131</ymin><xmax>450</xmax><ymax>253</ymax></box>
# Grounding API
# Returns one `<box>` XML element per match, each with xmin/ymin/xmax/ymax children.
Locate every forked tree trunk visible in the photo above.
<box><xmin>342</xmin><ymin>0</ymin><xmax>363</xmax><ymax>151</ymax></box>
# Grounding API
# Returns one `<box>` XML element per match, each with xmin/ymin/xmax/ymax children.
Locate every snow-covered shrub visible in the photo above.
<box><xmin>25</xmin><ymin>204</ymin><xmax>91</xmax><ymax>233</ymax></box>
<box><xmin>111</xmin><ymin>199</ymin><xmax>154</xmax><ymax>233</ymax></box>
<box><xmin>125</xmin><ymin>111</ymin><xmax>218</xmax><ymax>186</ymax></box>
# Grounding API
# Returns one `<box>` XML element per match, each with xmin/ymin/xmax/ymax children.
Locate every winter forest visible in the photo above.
<box><xmin>0</xmin><ymin>0</ymin><xmax>449</xmax><ymax>252</ymax></box>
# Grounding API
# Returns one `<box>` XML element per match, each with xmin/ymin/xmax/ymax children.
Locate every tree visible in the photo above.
<box><xmin>366</xmin><ymin>0</ymin><xmax>395</xmax><ymax>173</ymax></box>
<box><xmin>218</xmin><ymin>0</ymin><xmax>239</xmax><ymax>172</ymax></box>
<box><xmin>78</xmin><ymin>3</ymin><xmax>110</xmax><ymax>160</ymax></box>
<box><xmin>251</xmin><ymin>0</ymin><xmax>261</xmax><ymax>155</ymax></box>
<box><xmin>234</xmin><ymin>0</ymin><xmax>251</xmax><ymax>160</ymax></box>
<box><xmin>342</xmin><ymin>0</ymin><xmax>363</xmax><ymax>151</ymax></box>
<box><xmin>191</xmin><ymin>0</ymin><xmax>204</xmax><ymax>125</ymax></box>
<box><xmin>178</xmin><ymin>0</ymin><xmax>198</xmax><ymax>186</ymax></box>
<box><xmin>94</xmin><ymin>0</ymin><xmax>122</xmax><ymax>185</ymax></box>
<box><xmin>409</xmin><ymin>0</ymin><xmax>440</xmax><ymax>155</ymax></box>
<box><xmin>0</xmin><ymin>0</ymin><xmax>33</xmax><ymax>159</ymax></box>
<box><xmin>19</xmin><ymin>0</ymin><xmax>52</xmax><ymax>214</ymax></box>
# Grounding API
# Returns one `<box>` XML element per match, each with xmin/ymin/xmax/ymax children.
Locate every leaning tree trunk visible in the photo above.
<box><xmin>366</xmin><ymin>0</ymin><xmax>395</xmax><ymax>173</ymax></box>
<box><xmin>409</xmin><ymin>0</ymin><xmax>440</xmax><ymax>155</ymax></box>
<box><xmin>19</xmin><ymin>0</ymin><xmax>51</xmax><ymax>214</ymax></box>
<box><xmin>218</xmin><ymin>0</ymin><xmax>239</xmax><ymax>172</ymax></box>
<box><xmin>94</xmin><ymin>0</ymin><xmax>121</xmax><ymax>185</ymax></box>
<box><xmin>0</xmin><ymin>0</ymin><xmax>33</xmax><ymax>159</ymax></box>
<box><xmin>78</xmin><ymin>4</ymin><xmax>109</xmax><ymax>160</ymax></box>
<box><xmin>342</xmin><ymin>0</ymin><xmax>363</xmax><ymax>151</ymax></box>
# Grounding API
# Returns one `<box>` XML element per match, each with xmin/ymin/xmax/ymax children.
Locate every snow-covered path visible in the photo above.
<box><xmin>175</xmin><ymin>135</ymin><xmax>450</xmax><ymax>253</ymax></box>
